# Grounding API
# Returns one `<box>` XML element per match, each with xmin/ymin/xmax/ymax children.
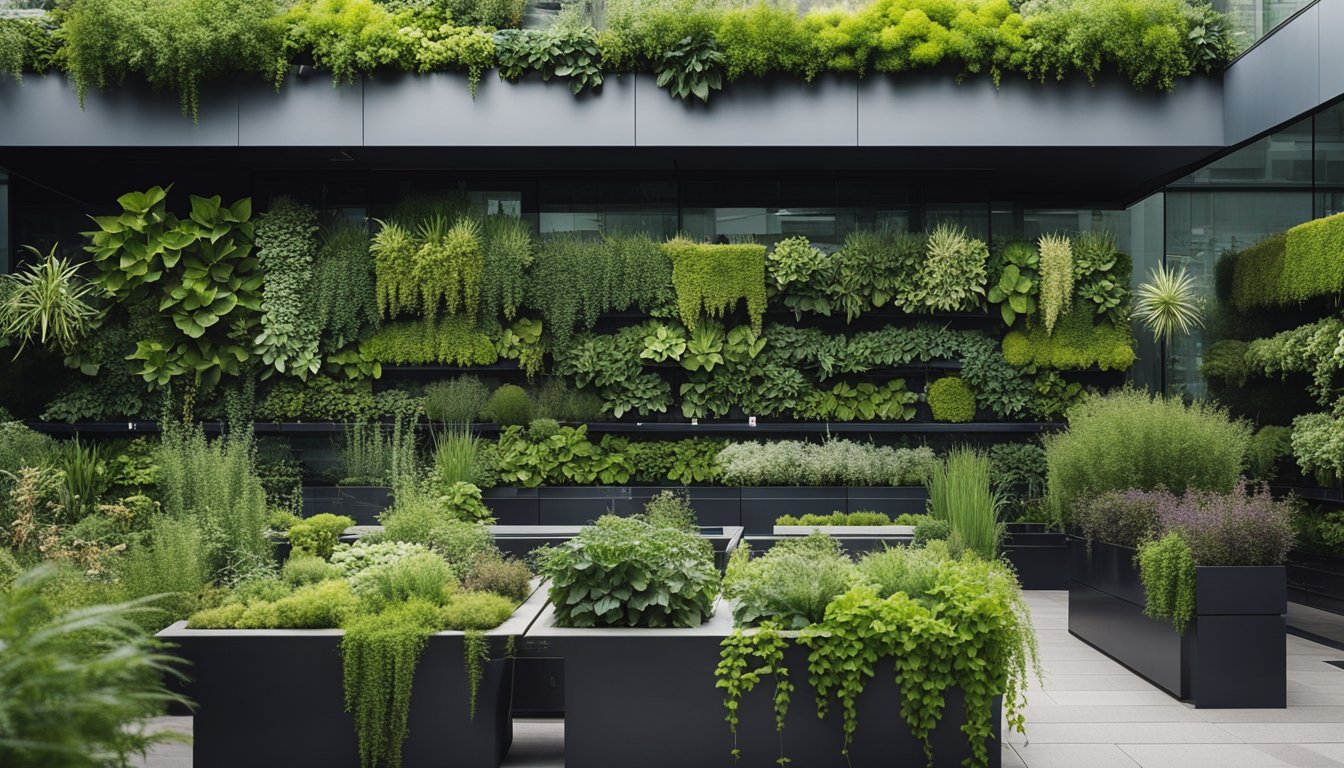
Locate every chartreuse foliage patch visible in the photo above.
<box><xmin>1232</xmin><ymin>213</ymin><xmax>1344</xmax><ymax>310</ymax></box>
<box><xmin>663</xmin><ymin>238</ymin><xmax>767</xmax><ymax>332</ymax></box>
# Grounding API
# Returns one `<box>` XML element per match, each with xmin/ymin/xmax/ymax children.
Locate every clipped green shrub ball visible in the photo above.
<box><xmin>927</xmin><ymin>377</ymin><xmax>976</xmax><ymax>422</ymax></box>
<box><xmin>485</xmin><ymin>384</ymin><xmax>533</xmax><ymax>426</ymax></box>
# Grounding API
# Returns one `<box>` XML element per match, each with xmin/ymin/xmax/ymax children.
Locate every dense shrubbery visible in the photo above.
<box><xmin>1044</xmin><ymin>389</ymin><xmax>1249</xmax><ymax>525</ymax></box>
<box><xmin>5</xmin><ymin>0</ymin><xmax>1231</xmax><ymax>112</ymax></box>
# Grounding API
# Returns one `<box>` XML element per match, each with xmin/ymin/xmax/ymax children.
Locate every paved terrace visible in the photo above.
<box><xmin>138</xmin><ymin>591</ymin><xmax>1344</xmax><ymax>768</ymax></box>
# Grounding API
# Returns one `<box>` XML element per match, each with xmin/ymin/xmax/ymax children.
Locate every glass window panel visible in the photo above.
<box><xmin>1173</xmin><ymin>113</ymin><xmax>1313</xmax><ymax>187</ymax></box>
<box><xmin>0</xmin><ymin>171</ymin><xmax>8</xmax><ymax>274</ymax></box>
<box><xmin>924</xmin><ymin>204</ymin><xmax>989</xmax><ymax>241</ymax></box>
<box><xmin>1213</xmin><ymin>0</ymin><xmax>1314</xmax><ymax>52</ymax></box>
<box><xmin>1316</xmin><ymin>101</ymin><xmax>1344</xmax><ymax>217</ymax></box>
<box><xmin>1163</xmin><ymin>189</ymin><xmax>1314</xmax><ymax>399</ymax></box>
<box><xmin>539</xmin><ymin>181</ymin><xmax>599</xmax><ymax>234</ymax></box>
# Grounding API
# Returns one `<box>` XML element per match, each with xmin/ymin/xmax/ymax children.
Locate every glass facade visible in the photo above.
<box><xmin>1158</xmin><ymin>103</ymin><xmax>1343</xmax><ymax>398</ymax></box>
<box><xmin>0</xmin><ymin>169</ymin><xmax>8</xmax><ymax>274</ymax></box>
<box><xmin>1215</xmin><ymin>0</ymin><xmax>1316</xmax><ymax>51</ymax></box>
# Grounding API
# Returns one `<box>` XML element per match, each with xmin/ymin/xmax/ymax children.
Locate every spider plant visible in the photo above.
<box><xmin>0</xmin><ymin>244</ymin><xmax>99</xmax><ymax>357</ymax></box>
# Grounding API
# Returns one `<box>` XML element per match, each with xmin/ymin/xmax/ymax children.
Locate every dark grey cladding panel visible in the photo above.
<box><xmin>362</xmin><ymin>71</ymin><xmax>635</xmax><ymax>146</ymax></box>
<box><xmin>1320</xmin><ymin>0</ymin><xmax>1344</xmax><ymax>106</ymax></box>
<box><xmin>632</xmin><ymin>74</ymin><xmax>859</xmax><ymax>146</ymax></box>
<box><xmin>239</xmin><ymin>74</ymin><xmax>362</xmax><ymax>147</ymax></box>
<box><xmin>858</xmin><ymin>73</ymin><xmax>1223</xmax><ymax>147</ymax></box>
<box><xmin>1223</xmin><ymin>3</ymin><xmax>1321</xmax><ymax>145</ymax></box>
<box><xmin>0</xmin><ymin>76</ymin><xmax>238</xmax><ymax>146</ymax></box>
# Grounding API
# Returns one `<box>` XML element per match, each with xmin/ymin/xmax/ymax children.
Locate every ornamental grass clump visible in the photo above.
<box><xmin>1044</xmin><ymin>388</ymin><xmax>1250</xmax><ymax>526</ymax></box>
<box><xmin>927</xmin><ymin>448</ymin><xmax>1003</xmax><ymax>559</ymax></box>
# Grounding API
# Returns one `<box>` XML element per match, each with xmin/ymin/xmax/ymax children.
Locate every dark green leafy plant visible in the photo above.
<box><xmin>530</xmin><ymin>232</ymin><xmax>672</xmax><ymax>345</ymax></box>
<box><xmin>479</xmin><ymin>215</ymin><xmax>532</xmax><ymax>323</ymax></box>
<box><xmin>84</xmin><ymin>187</ymin><xmax>262</xmax><ymax>388</ymax></box>
<box><xmin>484</xmin><ymin>384</ymin><xmax>533</xmax><ymax>426</ymax></box>
<box><xmin>536</xmin><ymin>514</ymin><xmax>717</xmax><ymax>628</ymax></box>
<box><xmin>425</xmin><ymin>376</ymin><xmax>491</xmax><ymax>424</ymax></box>
<box><xmin>494</xmin><ymin>26</ymin><xmax>604</xmax><ymax>94</ymax></box>
<box><xmin>312</xmin><ymin>223</ymin><xmax>379</xmax><ymax>354</ymax></box>
<box><xmin>907</xmin><ymin>223</ymin><xmax>988</xmax><ymax>312</ymax></box>
<box><xmin>254</xmin><ymin>197</ymin><xmax>321</xmax><ymax>378</ymax></box>
<box><xmin>987</xmin><ymin>241</ymin><xmax>1039</xmax><ymax>326</ymax></box>
<box><xmin>655</xmin><ymin>33</ymin><xmax>725</xmax><ymax>102</ymax></box>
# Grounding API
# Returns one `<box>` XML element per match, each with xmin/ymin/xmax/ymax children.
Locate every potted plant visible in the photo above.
<box><xmin>1069</xmin><ymin>484</ymin><xmax>1292</xmax><ymax>707</ymax></box>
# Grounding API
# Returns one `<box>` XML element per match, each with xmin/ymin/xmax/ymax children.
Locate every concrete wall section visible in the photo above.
<box><xmin>362</xmin><ymin>72</ymin><xmax>636</xmax><ymax>146</ymax></box>
<box><xmin>238</xmin><ymin>76</ymin><xmax>362</xmax><ymax>147</ymax></box>
<box><xmin>0</xmin><ymin>76</ymin><xmax>237</xmax><ymax>147</ymax></box>
<box><xmin>633</xmin><ymin>75</ymin><xmax>858</xmax><ymax>146</ymax></box>
<box><xmin>858</xmin><ymin>74</ymin><xmax>1224</xmax><ymax>147</ymax></box>
<box><xmin>1223</xmin><ymin>2</ymin><xmax>1323</xmax><ymax>145</ymax></box>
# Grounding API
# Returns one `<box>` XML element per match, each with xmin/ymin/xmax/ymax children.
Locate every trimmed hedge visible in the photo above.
<box><xmin>1233</xmin><ymin>213</ymin><xmax>1344</xmax><ymax>310</ymax></box>
<box><xmin>1001</xmin><ymin>312</ymin><xmax>1136</xmax><ymax>371</ymax></box>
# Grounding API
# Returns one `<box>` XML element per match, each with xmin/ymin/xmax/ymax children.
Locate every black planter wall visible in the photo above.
<box><xmin>301</xmin><ymin>486</ymin><xmax>394</xmax><ymax>526</ymax></box>
<box><xmin>521</xmin><ymin>604</ymin><xmax>1001</xmax><ymax>768</ymax></box>
<box><xmin>1067</xmin><ymin>537</ymin><xmax>1287</xmax><ymax>708</ymax></box>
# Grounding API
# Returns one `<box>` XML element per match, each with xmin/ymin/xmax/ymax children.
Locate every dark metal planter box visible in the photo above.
<box><xmin>301</xmin><ymin>485</ymin><xmax>393</xmax><ymax>526</ymax></box>
<box><xmin>1286</xmin><ymin>551</ymin><xmax>1344</xmax><ymax>616</ymax></box>
<box><xmin>627</xmin><ymin>485</ymin><xmax>743</xmax><ymax>526</ymax></box>
<box><xmin>521</xmin><ymin>600</ymin><xmax>1000</xmax><ymax>768</ymax></box>
<box><xmin>1004</xmin><ymin>527</ymin><xmax>1068</xmax><ymax>590</ymax></box>
<box><xmin>482</xmin><ymin>486</ymin><xmax>540</xmax><ymax>526</ymax></box>
<box><xmin>1068</xmin><ymin>537</ymin><xmax>1286</xmax><ymax>708</ymax></box>
<box><xmin>536</xmin><ymin>486</ymin><xmax>630</xmax><ymax>524</ymax></box>
<box><xmin>490</xmin><ymin>525</ymin><xmax>744</xmax><ymax>572</ymax></box>
<box><xmin>158</xmin><ymin>587</ymin><xmax>548</xmax><ymax>768</ymax></box>
<box><xmin>740</xmin><ymin>487</ymin><xmax>847</xmax><ymax>534</ymax></box>
<box><xmin>846</xmin><ymin>485</ymin><xmax>930</xmax><ymax>516</ymax></box>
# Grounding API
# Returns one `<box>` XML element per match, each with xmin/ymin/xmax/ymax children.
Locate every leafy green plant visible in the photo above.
<box><xmin>0</xmin><ymin>565</ymin><xmax>187</xmax><ymax>768</ymax></box>
<box><xmin>1134</xmin><ymin>263</ymin><xmax>1204</xmax><ymax>344</ymax></box>
<box><xmin>908</xmin><ymin>223</ymin><xmax>988</xmax><ymax>312</ymax></box>
<box><xmin>529</xmin><ymin>231</ymin><xmax>672</xmax><ymax>345</ymax></box>
<box><xmin>312</xmin><ymin>223</ymin><xmax>379</xmax><ymax>354</ymax></box>
<box><xmin>463</xmin><ymin>553</ymin><xmax>533</xmax><ymax>602</ymax></box>
<box><xmin>492</xmin><ymin>424</ymin><xmax>633</xmax><ymax>487</ymax></box>
<box><xmin>254</xmin><ymin>197</ymin><xmax>321</xmax><ymax>378</ymax></box>
<box><xmin>288</xmin><ymin>513</ymin><xmax>355</xmax><ymax>560</ymax></box>
<box><xmin>715</xmin><ymin>622</ymin><xmax>793</xmax><ymax>767</ymax></box>
<box><xmin>532</xmin><ymin>378</ymin><xmax>604</xmax><ymax>422</ymax></box>
<box><xmin>655</xmin><ymin>32</ymin><xmax>725</xmax><ymax>101</ymax></box>
<box><xmin>987</xmin><ymin>241</ymin><xmax>1039</xmax><ymax>326</ymax></box>
<box><xmin>155</xmin><ymin>421</ymin><xmax>271</xmax><ymax>583</ymax></box>
<box><xmin>927</xmin><ymin>376</ymin><xmax>976</xmax><ymax>422</ymax></box>
<box><xmin>495</xmin><ymin>26</ymin><xmax>604</xmax><ymax>93</ymax></box>
<box><xmin>1137</xmin><ymin>531</ymin><xmax>1196</xmax><ymax>633</ymax></box>
<box><xmin>431</xmin><ymin>426</ymin><xmax>480</xmax><ymax>489</ymax></box>
<box><xmin>927</xmin><ymin>448</ymin><xmax>1002</xmax><ymax>558</ymax></box>
<box><xmin>363</xmin><ymin>317</ymin><xmax>498</xmax><ymax>366</ymax></box>
<box><xmin>912</xmin><ymin>516</ymin><xmax>952</xmax><ymax>546</ymax></box>
<box><xmin>536</xmin><ymin>515</ymin><xmax>717</xmax><ymax>628</ymax></box>
<box><xmin>831</xmin><ymin>229</ymin><xmax>923</xmax><ymax>322</ymax></box>
<box><xmin>84</xmin><ymin>187</ymin><xmax>263</xmax><ymax>388</ymax></box>
<box><xmin>766</xmin><ymin>235</ymin><xmax>833</xmax><ymax>318</ymax></box>
<box><xmin>725</xmin><ymin>534</ymin><xmax>857</xmax><ymax>628</ymax></box>
<box><xmin>1036</xmin><ymin>232</ymin><xmax>1073</xmax><ymax>335</ymax></box>
<box><xmin>640</xmin><ymin>323</ymin><xmax>688</xmax><ymax>363</ymax></box>
<box><xmin>681</xmin><ymin>321</ymin><xmax>726</xmax><ymax>372</ymax></box>
<box><xmin>1072</xmin><ymin>231</ymin><xmax>1130</xmax><ymax>325</ymax></box>
<box><xmin>663</xmin><ymin>238</ymin><xmax>766</xmax><ymax>332</ymax></box>
<box><xmin>988</xmin><ymin>442</ymin><xmax>1047</xmax><ymax>520</ymax></box>
<box><xmin>797</xmin><ymin>379</ymin><xmax>918</xmax><ymax>421</ymax></box>
<box><xmin>642</xmin><ymin>489</ymin><xmax>698</xmax><ymax>532</ymax></box>
<box><xmin>0</xmin><ymin>245</ymin><xmax>99</xmax><ymax>357</ymax></box>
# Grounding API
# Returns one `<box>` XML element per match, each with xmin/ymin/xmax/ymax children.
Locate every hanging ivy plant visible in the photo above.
<box><xmin>313</xmin><ymin>222</ymin><xmax>379</xmax><ymax>354</ymax></box>
<box><xmin>715</xmin><ymin>623</ymin><xmax>793</xmax><ymax>766</ymax></box>
<box><xmin>663</xmin><ymin>238</ymin><xmax>766</xmax><ymax>332</ymax></box>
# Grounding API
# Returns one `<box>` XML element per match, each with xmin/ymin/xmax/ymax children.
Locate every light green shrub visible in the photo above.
<box><xmin>484</xmin><ymin>384</ymin><xmax>533</xmax><ymax>426</ymax></box>
<box><xmin>442</xmin><ymin>591</ymin><xmax>517</xmax><ymax>630</ymax></box>
<box><xmin>1045</xmin><ymin>389</ymin><xmax>1250</xmax><ymax>524</ymax></box>
<box><xmin>1001</xmin><ymin>311</ymin><xmax>1135</xmax><ymax>371</ymax></box>
<box><xmin>281</xmin><ymin>554</ymin><xmax>341</xmax><ymax>586</ymax></box>
<box><xmin>662</xmin><ymin>238</ymin><xmax>766</xmax><ymax>332</ymax></box>
<box><xmin>927</xmin><ymin>377</ymin><xmax>977</xmax><ymax>422</ymax></box>
<box><xmin>351</xmin><ymin>552</ymin><xmax>458</xmax><ymax>613</ymax></box>
<box><xmin>288</xmin><ymin>513</ymin><xmax>355</xmax><ymax>560</ymax></box>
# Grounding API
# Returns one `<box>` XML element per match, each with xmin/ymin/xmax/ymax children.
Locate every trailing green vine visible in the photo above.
<box><xmin>313</xmin><ymin>222</ymin><xmax>379</xmax><ymax>354</ymax></box>
<box><xmin>372</xmin><ymin>219</ymin><xmax>419</xmax><ymax>319</ymax></box>
<box><xmin>663</xmin><ymin>238</ymin><xmax>766</xmax><ymax>332</ymax></box>
<box><xmin>464</xmin><ymin>628</ymin><xmax>488</xmax><ymax>720</ymax></box>
<box><xmin>414</xmin><ymin>216</ymin><xmax>484</xmax><ymax>321</ymax></box>
<box><xmin>716</xmin><ymin>623</ymin><xmax>793</xmax><ymax>766</ymax></box>
<box><xmin>1137</xmin><ymin>531</ymin><xmax>1196</xmax><ymax>634</ymax></box>
<box><xmin>342</xmin><ymin>599</ymin><xmax>443</xmax><ymax>768</ymax></box>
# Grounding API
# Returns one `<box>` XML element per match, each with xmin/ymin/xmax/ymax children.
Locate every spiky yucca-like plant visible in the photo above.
<box><xmin>1135</xmin><ymin>263</ymin><xmax>1204</xmax><ymax>344</ymax></box>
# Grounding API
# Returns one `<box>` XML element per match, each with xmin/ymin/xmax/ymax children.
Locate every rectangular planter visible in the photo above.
<box><xmin>536</xmin><ymin>486</ymin><xmax>631</xmax><ymax>525</ymax></box>
<box><xmin>740</xmin><ymin>487</ymin><xmax>846</xmax><ymax>534</ymax></box>
<box><xmin>773</xmin><ymin>525</ymin><xmax>916</xmax><ymax>536</ymax></box>
<box><xmin>1003</xmin><ymin>527</ymin><xmax>1068</xmax><ymax>590</ymax></box>
<box><xmin>626</xmin><ymin>486</ymin><xmax>744</xmax><ymax>527</ymax></box>
<box><xmin>1286</xmin><ymin>551</ymin><xmax>1344</xmax><ymax>616</ymax></box>
<box><xmin>845</xmin><ymin>485</ymin><xmax>930</xmax><ymax>516</ymax></box>
<box><xmin>521</xmin><ymin>600</ymin><xmax>999</xmax><ymax>768</ymax></box>
<box><xmin>1068</xmin><ymin>538</ymin><xmax>1286</xmax><ymax>708</ymax></box>
<box><xmin>482</xmin><ymin>486</ymin><xmax>540</xmax><ymax>526</ymax></box>
<box><xmin>301</xmin><ymin>485</ymin><xmax>393</xmax><ymax>526</ymax></box>
<box><xmin>158</xmin><ymin>586</ymin><xmax>549</xmax><ymax>768</ymax></box>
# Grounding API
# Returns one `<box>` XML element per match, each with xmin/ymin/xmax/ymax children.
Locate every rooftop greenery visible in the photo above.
<box><xmin>0</xmin><ymin>0</ymin><xmax>1236</xmax><ymax>117</ymax></box>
